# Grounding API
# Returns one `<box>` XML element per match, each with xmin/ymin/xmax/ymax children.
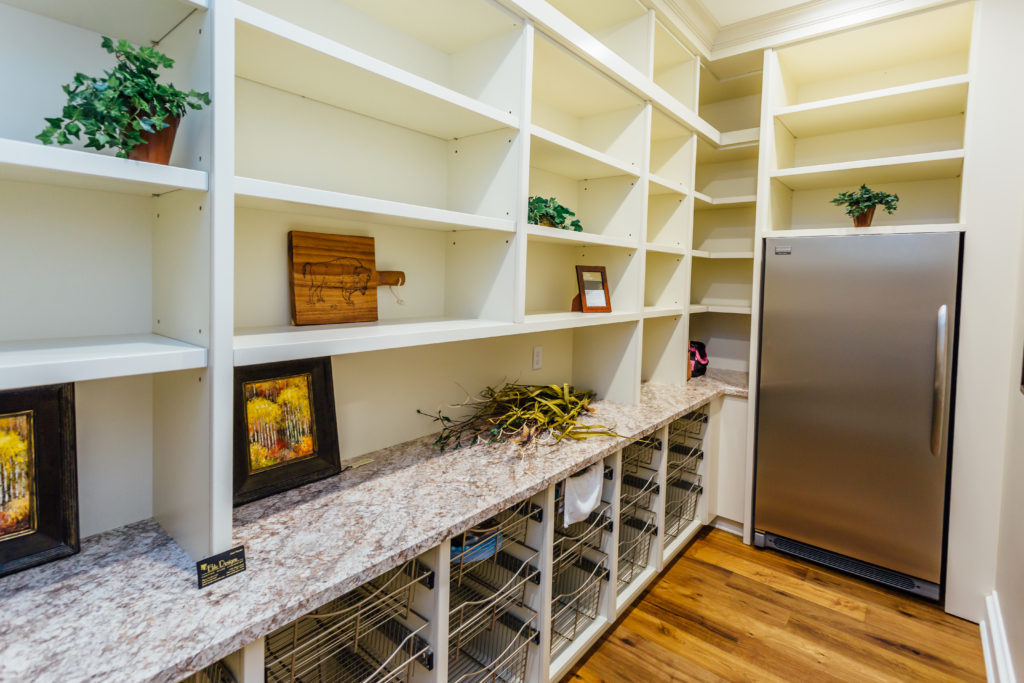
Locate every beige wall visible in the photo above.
<box><xmin>946</xmin><ymin>0</ymin><xmax>1024</xmax><ymax>622</ymax></box>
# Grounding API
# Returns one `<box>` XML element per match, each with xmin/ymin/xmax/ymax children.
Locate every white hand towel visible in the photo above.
<box><xmin>564</xmin><ymin>463</ymin><xmax>602</xmax><ymax>526</ymax></box>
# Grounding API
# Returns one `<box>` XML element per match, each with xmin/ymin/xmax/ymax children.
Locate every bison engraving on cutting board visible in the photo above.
<box><xmin>302</xmin><ymin>256</ymin><xmax>372</xmax><ymax>308</ymax></box>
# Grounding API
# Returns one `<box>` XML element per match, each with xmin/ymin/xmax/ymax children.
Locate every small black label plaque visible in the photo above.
<box><xmin>197</xmin><ymin>545</ymin><xmax>246</xmax><ymax>589</ymax></box>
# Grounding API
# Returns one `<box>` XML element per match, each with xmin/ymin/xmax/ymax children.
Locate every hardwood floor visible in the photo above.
<box><xmin>563</xmin><ymin>528</ymin><xmax>985</xmax><ymax>682</ymax></box>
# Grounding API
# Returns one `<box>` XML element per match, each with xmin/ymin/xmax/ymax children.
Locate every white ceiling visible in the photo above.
<box><xmin>697</xmin><ymin>0</ymin><xmax>816</xmax><ymax>26</ymax></box>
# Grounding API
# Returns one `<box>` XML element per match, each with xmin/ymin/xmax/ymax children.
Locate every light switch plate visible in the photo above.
<box><xmin>532</xmin><ymin>346</ymin><xmax>542</xmax><ymax>370</ymax></box>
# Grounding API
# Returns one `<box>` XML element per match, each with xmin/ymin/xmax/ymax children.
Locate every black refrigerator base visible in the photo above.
<box><xmin>753</xmin><ymin>531</ymin><xmax>941</xmax><ymax>601</ymax></box>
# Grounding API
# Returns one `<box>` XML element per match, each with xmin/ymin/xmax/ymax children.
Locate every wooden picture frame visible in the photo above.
<box><xmin>0</xmin><ymin>383</ymin><xmax>79</xmax><ymax>578</ymax></box>
<box><xmin>233</xmin><ymin>358</ymin><xmax>341</xmax><ymax>506</ymax></box>
<box><xmin>574</xmin><ymin>265</ymin><xmax>612</xmax><ymax>313</ymax></box>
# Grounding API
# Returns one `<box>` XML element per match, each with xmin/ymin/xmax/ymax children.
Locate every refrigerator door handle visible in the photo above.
<box><xmin>931</xmin><ymin>304</ymin><xmax>949</xmax><ymax>456</ymax></box>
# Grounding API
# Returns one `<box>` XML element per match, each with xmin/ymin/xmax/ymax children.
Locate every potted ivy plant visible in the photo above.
<box><xmin>830</xmin><ymin>185</ymin><xmax>899</xmax><ymax>227</ymax></box>
<box><xmin>36</xmin><ymin>37</ymin><xmax>210</xmax><ymax>165</ymax></box>
<box><xmin>528</xmin><ymin>196</ymin><xmax>583</xmax><ymax>232</ymax></box>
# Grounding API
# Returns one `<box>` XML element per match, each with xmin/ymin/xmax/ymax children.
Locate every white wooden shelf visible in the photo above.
<box><xmin>521</xmin><ymin>311</ymin><xmax>641</xmax><ymax>332</ymax></box>
<box><xmin>765</xmin><ymin>222</ymin><xmax>966</xmax><ymax>238</ymax></box>
<box><xmin>526</xmin><ymin>224</ymin><xmax>637</xmax><ymax>249</ymax></box>
<box><xmin>530</xmin><ymin>125</ymin><xmax>639</xmax><ymax>180</ymax></box>
<box><xmin>775</xmin><ymin>75</ymin><xmax>970</xmax><ymax>138</ymax></box>
<box><xmin>235</xmin><ymin>3</ymin><xmax>517</xmax><ymax>141</ymax></box>
<box><xmin>646</xmin><ymin>243</ymin><xmax>688</xmax><ymax>256</ymax></box>
<box><xmin>235</xmin><ymin>176</ymin><xmax>515</xmax><ymax>233</ymax></box>
<box><xmin>234</xmin><ymin>317</ymin><xmax>517</xmax><ymax>366</ymax></box>
<box><xmin>772</xmin><ymin>149</ymin><xmax>965</xmax><ymax>191</ymax></box>
<box><xmin>648</xmin><ymin>173</ymin><xmax>689</xmax><ymax>196</ymax></box>
<box><xmin>693</xmin><ymin>192</ymin><xmax>757</xmax><ymax>209</ymax></box>
<box><xmin>719</xmin><ymin>128</ymin><xmax>760</xmax><ymax>146</ymax></box>
<box><xmin>643</xmin><ymin>306</ymin><xmax>686</xmax><ymax>319</ymax></box>
<box><xmin>0</xmin><ymin>138</ymin><xmax>208</xmax><ymax>195</ymax></box>
<box><xmin>0</xmin><ymin>334</ymin><xmax>207</xmax><ymax>391</ymax></box>
<box><xmin>689</xmin><ymin>304</ymin><xmax>753</xmax><ymax>315</ymax></box>
<box><xmin>3</xmin><ymin>0</ymin><xmax>206</xmax><ymax>45</ymax></box>
<box><xmin>691</xmin><ymin>250</ymin><xmax>754</xmax><ymax>259</ymax></box>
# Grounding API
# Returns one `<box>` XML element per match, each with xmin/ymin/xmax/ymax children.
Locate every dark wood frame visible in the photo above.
<box><xmin>574</xmin><ymin>265</ymin><xmax>612</xmax><ymax>313</ymax></box>
<box><xmin>0</xmin><ymin>383</ymin><xmax>78</xmax><ymax>577</ymax></box>
<box><xmin>233</xmin><ymin>357</ymin><xmax>341</xmax><ymax>506</ymax></box>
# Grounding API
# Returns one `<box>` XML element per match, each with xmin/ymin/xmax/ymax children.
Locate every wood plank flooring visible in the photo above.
<box><xmin>564</xmin><ymin>528</ymin><xmax>985</xmax><ymax>682</ymax></box>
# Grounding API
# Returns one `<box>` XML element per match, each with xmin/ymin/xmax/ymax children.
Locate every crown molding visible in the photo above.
<box><xmin>642</xmin><ymin>0</ymin><xmax>718</xmax><ymax>58</ymax></box>
<box><xmin>710</xmin><ymin>0</ymin><xmax>960</xmax><ymax>59</ymax></box>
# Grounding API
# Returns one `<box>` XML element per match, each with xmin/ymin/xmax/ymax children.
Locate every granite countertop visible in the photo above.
<box><xmin>0</xmin><ymin>375</ymin><xmax>747</xmax><ymax>683</ymax></box>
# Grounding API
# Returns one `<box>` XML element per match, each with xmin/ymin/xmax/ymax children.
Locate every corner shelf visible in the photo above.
<box><xmin>0</xmin><ymin>138</ymin><xmax>208</xmax><ymax>195</ymax></box>
<box><xmin>689</xmin><ymin>305</ymin><xmax>752</xmax><ymax>315</ymax></box>
<box><xmin>530</xmin><ymin>126</ymin><xmax>639</xmax><ymax>180</ymax></box>
<box><xmin>648</xmin><ymin>173</ymin><xmax>689</xmax><ymax>196</ymax></box>
<box><xmin>645</xmin><ymin>243</ymin><xmax>687</xmax><ymax>256</ymax></box>
<box><xmin>691</xmin><ymin>250</ymin><xmax>754</xmax><ymax>259</ymax></box>
<box><xmin>235</xmin><ymin>3</ymin><xmax>517</xmax><ymax>141</ymax></box>
<box><xmin>643</xmin><ymin>306</ymin><xmax>685</xmax><ymax>319</ymax></box>
<box><xmin>765</xmin><ymin>222</ymin><xmax>966</xmax><ymax>237</ymax></box>
<box><xmin>775</xmin><ymin>75</ymin><xmax>969</xmax><ymax>138</ymax></box>
<box><xmin>0</xmin><ymin>334</ymin><xmax>207</xmax><ymax>391</ymax></box>
<box><xmin>235</xmin><ymin>176</ymin><xmax>515</xmax><ymax>233</ymax></box>
<box><xmin>526</xmin><ymin>224</ymin><xmax>637</xmax><ymax>249</ymax></box>
<box><xmin>771</xmin><ymin>149</ymin><xmax>965</xmax><ymax>191</ymax></box>
<box><xmin>693</xmin><ymin>192</ymin><xmax>757</xmax><ymax>209</ymax></box>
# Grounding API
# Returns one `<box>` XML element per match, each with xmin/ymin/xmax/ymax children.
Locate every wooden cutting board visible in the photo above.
<box><xmin>288</xmin><ymin>231</ymin><xmax>405</xmax><ymax>325</ymax></box>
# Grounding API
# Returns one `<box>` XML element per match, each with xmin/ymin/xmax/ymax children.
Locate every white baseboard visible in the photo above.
<box><xmin>983</xmin><ymin>591</ymin><xmax>1017</xmax><ymax>683</ymax></box>
<box><xmin>711</xmin><ymin>516</ymin><xmax>744</xmax><ymax>537</ymax></box>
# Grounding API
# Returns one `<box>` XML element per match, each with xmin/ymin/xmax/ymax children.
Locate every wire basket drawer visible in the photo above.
<box><xmin>664</xmin><ymin>474</ymin><xmax>702</xmax><ymax>541</ymax></box>
<box><xmin>179</xmin><ymin>660</ymin><xmax>237</xmax><ymax>683</ymax></box>
<box><xmin>265</xmin><ymin>559</ymin><xmax>433</xmax><ymax>683</ymax></box>
<box><xmin>666</xmin><ymin>439</ymin><xmax>703</xmax><ymax>477</ymax></box>
<box><xmin>550</xmin><ymin>556</ymin><xmax>608</xmax><ymax>658</ymax></box>
<box><xmin>450</xmin><ymin>500</ymin><xmax>541</xmax><ymax>568</ymax></box>
<box><xmin>616</xmin><ymin>511</ymin><xmax>657</xmax><ymax>594</ymax></box>
<box><xmin>669</xmin><ymin>407</ymin><xmax>708</xmax><ymax>441</ymax></box>
<box><xmin>620</xmin><ymin>468</ymin><xmax>659</xmax><ymax>513</ymax></box>
<box><xmin>622</xmin><ymin>437</ymin><xmax>660</xmax><ymax>472</ymax></box>
<box><xmin>449</xmin><ymin>612</ymin><xmax>538</xmax><ymax>683</ymax></box>
<box><xmin>449</xmin><ymin>548</ymin><xmax>540</xmax><ymax>653</ymax></box>
<box><xmin>552</xmin><ymin>500</ymin><xmax>611</xmax><ymax>576</ymax></box>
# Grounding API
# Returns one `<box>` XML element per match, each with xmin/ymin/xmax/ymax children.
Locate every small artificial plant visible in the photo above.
<box><xmin>528</xmin><ymin>196</ymin><xmax>583</xmax><ymax>232</ymax></box>
<box><xmin>830</xmin><ymin>185</ymin><xmax>899</xmax><ymax>225</ymax></box>
<box><xmin>36</xmin><ymin>37</ymin><xmax>210</xmax><ymax>158</ymax></box>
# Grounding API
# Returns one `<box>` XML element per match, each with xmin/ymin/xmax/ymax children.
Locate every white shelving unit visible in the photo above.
<box><xmin>0</xmin><ymin>0</ymin><xmax>766</xmax><ymax>678</ymax></box>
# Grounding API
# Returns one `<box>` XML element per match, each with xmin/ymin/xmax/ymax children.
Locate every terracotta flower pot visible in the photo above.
<box><xmin>128</xmin><ymin>116</ymin><xmax>180</xmax><ymax>165</ymax></box>
<box><xmin>853</xmin><ymin>205</ymin><xmax>876</xmax><ymax>227</ymax></box>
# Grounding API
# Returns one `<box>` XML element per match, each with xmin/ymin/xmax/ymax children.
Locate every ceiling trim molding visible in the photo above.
<box><xmin>643</xmin><ymin>0</ymin><xmax>718</xmax><ymax>58</ymax></box>
<box><xmin>710</xmin><ymin>0</ymin><xmax>961</xmax><ymax>59</ymax></box>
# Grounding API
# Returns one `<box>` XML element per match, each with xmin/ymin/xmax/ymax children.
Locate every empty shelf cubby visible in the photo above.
<box><xmin>264</xmin><ymin>559</ymin><xmax>434</xmax><ymax>683</ymax></box>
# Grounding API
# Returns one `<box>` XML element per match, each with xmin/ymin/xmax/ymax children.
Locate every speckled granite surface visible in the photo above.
<box><xmin>0</xmin><ymin>377</ymin><xmax>746</xmax><ymax>683</ymax></box>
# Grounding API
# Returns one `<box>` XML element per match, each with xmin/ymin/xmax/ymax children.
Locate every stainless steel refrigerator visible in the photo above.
<box><xmin>753</xmin><ymin>232</ymin><xmax>962</xmax><ymax>600</ymax></box>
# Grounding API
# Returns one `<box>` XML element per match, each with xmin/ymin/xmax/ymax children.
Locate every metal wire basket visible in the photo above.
<box><xmin>449</xmin><ymin>548</ymin><xmax>540</xmax><ymax>653</ymax></box>
<box><xmin>449</xmin><ymin>612</ymin><xmax>537</xmax><ymax>683</ymax></box>
<box><xmin>669</xmin><ymin>407</ymin><xmax>708</xmax><ymax>441</ymax></box>
<box><xmin>550</xmin><ymin>556</ymin><xmax>608</xmax><ymax>658</ymax></box>
<box><xmin>620</xmin><ymin>467</ymin><xmax>659</xmax><ymax>513</ymax></box>
<box><xmin>622</xmin><ymin>437</ymin><xmax>660</xmax><ymax>473</ymax></box>
<box><xmin>616</xmin><ymin>511</ymin><xmax>657</xmax><ymax>594</ymax></box>
<box><xmin>179</xmin><ymin>660</ymin><xmax>237</xmax><ymax>683</ymax></box>
<box><xmin>552</xmin><ymin>498</ymin><xmax>611</xmax><ymax>576</ymax></box>
<box><xmin>265</xmin><ymin>559</ymin><xmax>433</xmax><ymax>683</ymax></box>
<box><xmin>664</xmin><ymin>475</ymin><xmax>702</xmax><ymax>541</ymax></box>
<box><xmin>666</xmin><ymin>439</ymin><xmax>703</xmax><ymax>478</ymax></box>
<box><xmin>450</xmin><ymin>500</ymin><xmax>541</xmax><ymax>570</ymax></box>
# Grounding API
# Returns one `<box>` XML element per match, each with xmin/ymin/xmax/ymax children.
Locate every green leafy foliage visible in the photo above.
<box><xmin>830</xmin><ymin>184</ymin><xmax>900</xmax><ymax>218</ymax></box>
<box><xmin>418</xmin><ymin>383</ymin><xmax>621</xmax><ymax>450</ymax></box>
<box><xmin>528</xmin><ymin>196</ymin><xmax>583</xmax><ymax>231</ymax></box>
<box><xmin>36</xmin><ymin>37</ymin><xmax>211</xmax><ymax>158</ymax></box>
